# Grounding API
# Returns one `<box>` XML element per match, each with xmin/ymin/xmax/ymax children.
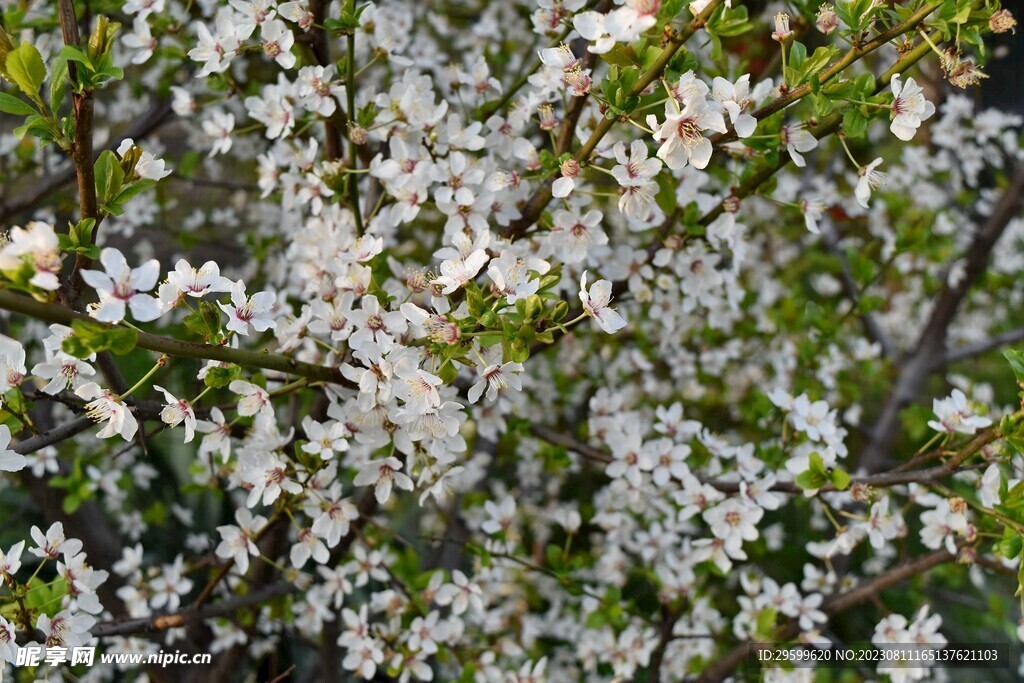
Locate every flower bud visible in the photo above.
<box><xmin>523</xmin><ymin>294</ymin><xmax>544</xmax><ymax>323</ymax></box>
<box><xmin>88</xmin><ymin>16</ymin><xmax>120</xmax><ymax>60</ymax></box>
<box><xmin>119</xmin><ymin>145</ymin><xmax>143</xmax><ymax>179</ymax></box>
<box><xmin>0</xmin><ymin>26</ymin><xmax>14</xmax><ymax>77</ymax></box>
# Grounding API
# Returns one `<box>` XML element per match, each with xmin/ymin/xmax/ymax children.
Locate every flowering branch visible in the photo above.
<box><xmin>501</xmin><ymin>0</ymin><xmax>724</xmax><ymax>241</ymax></box>
<box><xmin>695</xmin><ymin>547</ymin><xmax>957</xmax><ymax>683</ymax></box>
<box><xmin>0</xmin><ymin>287</ymin><xmax>353</xmax><ymax>386</ymax></box>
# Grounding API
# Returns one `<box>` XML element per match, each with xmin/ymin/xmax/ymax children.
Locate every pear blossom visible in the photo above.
<box><xmin>487</xmin><ymin>255</ymin><xmax>542</xmax><ymax>304</ymax></box>
<box><xmin>431</xmin><ymin>249</ymin><xmax>489</xmax><ymax>295</ymax></box>
<box><xmin>80</xmin><ymin>248</ymin><xmax>162</xmax><ymax>323</ymax></box>
<box><xmin>37</xmin><ymin>610</ymin><xmax>95</xmax><ymax>648</ymax></box>
<box><xmin>712</xmin><ymin>75</ymin><xmax>758</xmax><ymax>138</ymax></box>
<box><xmin>468</xmin><ymin>361</ymin><xmax>524</xmax><ymax>403</ymax></box>
<box><xmin>354</xmin><ymin>457</ymin><xmax>414</xmax><ymax>503</ymax></box>
<box><xmin>122</xmin><ymin>17</ymin><xmax>157</xmax><ymax>64</ymax></box>
<box><xmin>153</xmin><ymin>385</ymin><xmax>197</xmax><ymax>442</ymax></box>
<box><xmin>552</xmin><ymin>158</ymin><xmax>581</xmax><ymax>198</ymax></box>
<box><xmin>29</xmin><ymin>522</ymin><xmax>83</xmax><ymax>559</ymax></box>
<box><xmin>648</xmin><ymin>95</ymin><xmax>728</xmax><ymax>170</ymax></box>
<box><xmin>260</xmin><ymin>19</ymin><xmax>296</xmax><ymax>69</ymax></box>
<box><xmin>203</xmin><ymin>110</ymin><xmax>236</xmax><ymax>157</ymax></box>
<box><xmin>0</xmin><ymin>541</ymin><xmax>24</xmax><ymax>576</ymax></box>
<box><xmin>301</xmin><ymin>417</ymin><xmax>350</xmax><ymax>459</ymax></box>
<box><xmin>219</xmin><ymin>280</ymin><xmax>277</xmax><ymax>335</ymax></box>
<box><xmin>188</xmin><ymin>15</ymin><xmax>240</xmax><ymax>77</ymax></box>
<box><xmin>927</xmin><ymin>388</ymin><xmax>992</xmax><ymax>435</ymax></box>
<box><xmin>228</xmin><ymin>380</ymin><xmax>274</xmax><ymax>420</ymax></box>
<box><xmin>481</xmin><ymin>496</ymin><xmax>516</xmax><ymax>534</ymax></box>
<box><xmin>0</xmin><ymin>221</ymin><xmax>63</xmax><ymax>291</ymax></box>
<box><xmin>75</xmin><ymin>382</ymin><xmax>139</xmax><ymax>441</ymax></box>
<box><xmin>215</xmin><ymin>509</ymin><xmax>267</xmax><ymax>573</ymax></box>
<box><xmin>580</xmin><ymin>271</ymin><xmax>627</xmax><ymax>333</ymax></box>
<box><xmin>0</xmin><ymin>335</ymin><xmax>26</xmax><ymax>394</ymax></box>
<box><xmin>196</xmin><ymin>406</ymin><xmax>233</xmax><ymax>462</ymax></box>
<box><xmin>889</xmin><ymin>74</ymin><xmax>936</xmax><ymax>141</ymax></box>
<box><xmin>0</xmin><ymin>424</ymin><xmax>26</xmax><ymax>472</ymax></box>
<box><xmin>0</xmin><ymin>616</ymin><xmax>15</xmax><ymax>664</ymax></box>
<box><xmin>780</xmin><ymin>124</ymin><xmax>818</xmax><ymax>167</ymax></box>
<box><xmin>167</xmin><ymin>259</ymin><xmax>233</xmax><ymax>297</ymax></box>
<box><xmin>854</xmin><ymin>157</ymin><xmax>887</xmax><ymax>208</ymax></box>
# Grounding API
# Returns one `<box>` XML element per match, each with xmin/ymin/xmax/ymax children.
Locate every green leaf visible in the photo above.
<box><xmin>0</xmin><ymin>91</ymin><xmax>35</xmax><ymax>116</ymax></box>
<box><xmin>105</xmin><ymin>326</ymin><xmax>139</xmax><ymax>355</ymax></box>
<box><xmin>1005</xmin><ymin>349</ymin><xmax>1024</xmax><ymax>385</ymax></box>
<box><xmin>755</xmin><ymin>607</ymin><xmax>777</xmax><ymax>640</ymax></box>
<box><xmin>204</xmin><ymin>364</ymin><xmax>241</xmax><ymax>389</ymax></box>
<box><xmin>655</xmin><ymin>173</ymin><xmax>676</xmax><ymax>215</ymax></box>
<box><xmin>5</xmin><ymin>42</ymin><xmax>46</xmax><ymax>100</ymax></box>
<box><xmin>93</xmin><ymin>149</ymin><xmax>124</xmax><ymax>205</ymax></box>
<box><xmin>62</xmin><ymin>319</ymin><xmax>138</xmax><ymax>358</ymax></box>
<box><xmin>842</xmin><ymin>108</ymin><xmax>868</xmax><ymax>139</ymax></box>
<box><xmin>13</xmin><ymin>113</ymin><xmax>58</xmax><ymax>143</ymax></box>
<box><xmin>789</xmin><ymin>41</ymin><xmax>807</xmax><ymax>72</ymax></box>
<box><xmin>996</xmin><ymin>528</ymin><xmax>1023</xmax><ymax>560</ymax></box>
<box><xmin>49</xmin><ymin>55</ymin><xmax>68</xmax><ymax>112</ymax></box>
<box><xmin>830</xmin><ymin>467</ymin><xmax>851</xmax><ymax>491</ymax></box>
<box><xmin>601</xmin><ymin>45</ymin><xmax>638</xmax><ymax>68</ymax></box>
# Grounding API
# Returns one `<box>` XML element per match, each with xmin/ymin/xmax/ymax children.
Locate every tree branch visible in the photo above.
<box><xmin>859</xmin><ymin>162</ymin><xmax>1024</xmax><ymax>472</ymax></box>
<box><xmin>942</xmin><ymin>326</ymin><xmax>1024</xmax><ymax>366</ymax></box>
<box><xmin>821</xmin><ymin>224</ymin><xmax>896</xmax><ymax>360</ymax></box>
<box><xmin>0</xmin><ymin>287</ymin><xmax>354</xmax><ymax>386</ymax></box>
<box><xmin>89</xmin><ymin>580</ymin><xmax>297</xmax><ymax>638</ymax></box>
<box><xmin>695</xmin><ymin>547</ymin><xmax>956</xmax><ymax>683</ymax></box>
<box><xmin>0</xmin><ymin>98</ymin><xmax>174</xmax><ymax>223</ymax></box>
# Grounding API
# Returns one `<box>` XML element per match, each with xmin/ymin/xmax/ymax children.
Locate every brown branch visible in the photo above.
<box><xmin>57</xmin><ymin>0</ymin><xmax>99</xmax><ymax>308</ymax></box>
<box><xmin>90</xmin><ymin>580</ymin><xmax>297</xmax><ymax>638</ymax></box>
<box><xmin>943</xmin><ymin>326</ymin><xmax>1024</xmax><ymax>366</ymax></box>
<box><xmin>0</xmin><ymin>98</ymin><xmax>174</xmax><ymax>223</ymax></box>
<box><xmin>695</xmin><ymin>547</ymin><xmax>956</xmax><ymax>683</ymax></box>
<box><xmin>0</xmin><ymin>287</ymin><xmax>354</xmax><ymax>387</ymax></box>
<box><xmin>859</xmin><ymin>162</ymin><xmax>1024</xmax><ymax>472</ymax></box>
<box><xmin>821</xmin><ymin>224</ymin><xmax>896</xmax><ymax>360</ymax></box>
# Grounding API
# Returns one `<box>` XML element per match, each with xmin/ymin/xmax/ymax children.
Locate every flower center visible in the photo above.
<box><xmin>676</xmin><ymin>117</ymin><xmax>702</xmax><ymax>147</ymax></box>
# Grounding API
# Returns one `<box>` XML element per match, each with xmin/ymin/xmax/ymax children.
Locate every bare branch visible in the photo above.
<box><xmin>820</xmin><ymin>225</ymin><xmax>896</xmax><ymax>360</ymax></box>
<box><xmin>942</xmin><ymin>326</ymin><xmax>1024</xmax><ymax>366</ymax></box>
<box><xmin>695</xmin><ymin>548</ymin><xmax>956</xmax><ymax>683</ymax></box>
<box><xmin>860</xmin><ymin>162</ymin><xmax>1024</xmax><ymax>472</ymax></box>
